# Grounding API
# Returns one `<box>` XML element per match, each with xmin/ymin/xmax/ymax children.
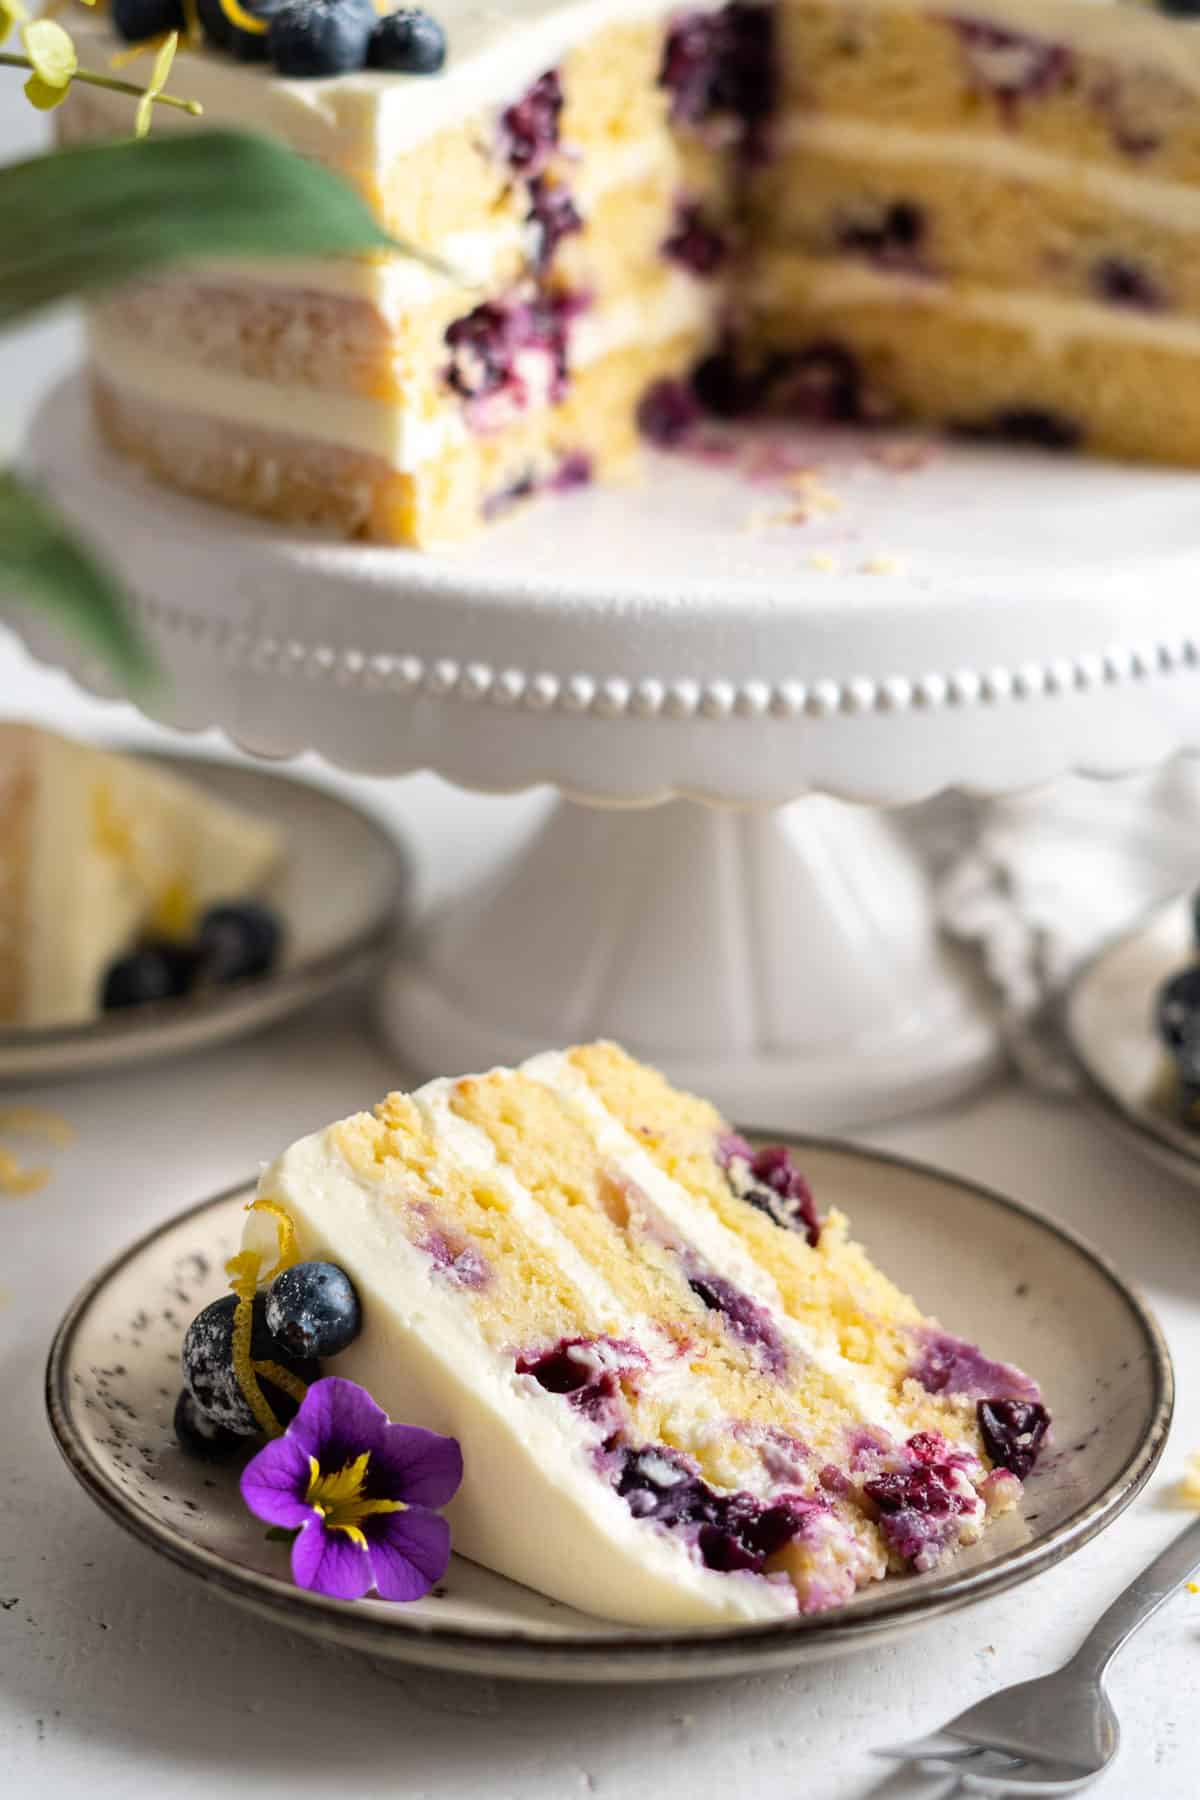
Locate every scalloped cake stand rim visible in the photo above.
<box><xmin>16</xmin><ymin>375</ymin><xmax>1200</xmax><ymax>811</ymax></box>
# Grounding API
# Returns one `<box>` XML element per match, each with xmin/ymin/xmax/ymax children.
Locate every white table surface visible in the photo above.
<box><xmin>3</xmin><ymin>105</ymin><xmax>1200</xmax><ymax>1800</ymax></box>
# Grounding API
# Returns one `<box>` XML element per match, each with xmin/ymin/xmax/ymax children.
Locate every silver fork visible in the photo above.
<box><xmin>876</xmin><ymin>1513</ymin><xmax>1200</xmax><ymax>1794</ymax></box>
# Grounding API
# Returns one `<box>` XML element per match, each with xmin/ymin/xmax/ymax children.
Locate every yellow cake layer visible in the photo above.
<box><xmin>746</xmin><ymin>253</ymin><xmax>1200</xmax><ymax>464</ymax></box>
<box><xmin>780</xmin><ymin>3</ymin><xmax>1200</xmax><ymax>186</ymax></box>
<box><xmin>751</xmin><ymin>144</ymin><xmax>1200</xmax><ymax>317</ymax></box>
<box><xmin>447</xmin><ymin>1070</ymin><xmax>881</xmax><ymax>1477</ymax></box>
<box><xmin>92</xmin><ymin>328</ymin><xmax>707</xmax><ymax>544</ymax></box>
<box><xmin>564</xmin><ymin>1043</ymin><xmax>989</xmax><ymax>1455</ymax></box>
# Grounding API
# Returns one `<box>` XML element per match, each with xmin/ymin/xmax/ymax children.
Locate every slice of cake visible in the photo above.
<box><xmin>242</xmin><ymin>1042</ymin><xmax>1048</xmax><ymax>1626</ymax></box>
<box><xmin>56</xmin><ymin>1</ymin><xmax>1200</xmax><ymax>546</ymax></box>
<box><xmin>0</xmin><ymin>725</ymin><xmax>281</xmax><ymax>1026</ymax></box>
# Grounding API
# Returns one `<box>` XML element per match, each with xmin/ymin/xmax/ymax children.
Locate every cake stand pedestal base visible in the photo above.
<box><xmin>382</xmin><ymin>793</ymin><xmax>998</xmax><ymax>1127</ymax></box>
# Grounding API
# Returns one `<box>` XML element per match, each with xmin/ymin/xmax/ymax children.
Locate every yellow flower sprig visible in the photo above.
<box><xmin>0</xmin><ymin>0</ymin><xmax>202</xmax><ymax>128</ymax></box>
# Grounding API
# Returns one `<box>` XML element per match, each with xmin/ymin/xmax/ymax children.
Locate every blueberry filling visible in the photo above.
<box><xmin>949</xmin><ymin>18</ymin><xmax>1074</xmax><ymax>114</ymax></box>
<box><xmin>836</xmin><ymin>200</ymin><xmax>925</xmax><ymax>268</ymax></box>
<box><xmin>953</xmin><ymin>408</ymin><xmax>1082</xmax><ymax>452</ymax></box>
<box><xmin>718</xmin><ymin>1134</ymin><xmax>821</xmax><ymax>1248</ymax></box>
<box><xmin>500</xmin><ymin>69</ymin><xmax>564</xmax><ymax>177</ymax></box>
<box><xmin>1093</xmin><ymin>255</ymin><xmax>1164</xmax><ymax>312</ymax></box>
<box><xmin>662</xmin><ymin>200</ymin><xmax>729</xmax><ymax>277</ymax></box>
<box><xmin>659</xmin><ymin>3</ymin><xmax>775</xmax><ymax>155</ymax></box>
<box><xmin>613</xmin><ymin>1445</ymin><xmax>816</xmax><ymax>1573</ymax></box>
<box><xmin>977</xmin><ymin>1399</ymin><xmax>1050</xmax><ymax>1480</ymax></box>
<box><xmin>863</xmin><ymin>1462</ymin><xmax>973</xmax><ymax>1567</ymax></box>
<box><xmin>763</xmin><ymin>343</ymin><xmax>868</xmax><ymax>425</ymax></box>
<box><xmin>637</xmin><ymin>377</ymin><xmax>702</xmax><ymax>446</ymax></box>
<box><xmin>444</xmin><ymin>291</ymin><xmax>581</xmax><ymax>411</ymax></box>
<box><xmin>911</xmin><ymin>1327</ymin><xmax>1042</xmax><ymax>1403</ymax></box>
<box><xmin>684</xmin><ymin>1265</ymin><xmax>788</xmax><ymax>1374</ymax></box>
<box><xmin>527</xmin><ymin>176</ymin><xmax>583</xmax><ymax>273</ymax></box>
<box><xmin>482</xmin><ymin>450</ymin><xmax>592</xmax><ymax>519</ymax></box>
<box><xmin>420</xmin><ymin>1229</ymin><xmax>490</xmax><ymax>1288</ymax></box>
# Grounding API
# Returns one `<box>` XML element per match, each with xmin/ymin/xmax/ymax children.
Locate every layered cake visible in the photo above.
<box><xmin>0</xmin><ymin>725</ymin><xmax>281</xmax><ymax>1025</ymax></box>
<box><xmin>237</xmin><ymin>1042</ymin><xmax>1049</xmax><ymax>1625</ymax></box>
<box><xmin>59</xmin><ymin>2</ymin><xmax>1200</xmax><ymax>545</ymax></box>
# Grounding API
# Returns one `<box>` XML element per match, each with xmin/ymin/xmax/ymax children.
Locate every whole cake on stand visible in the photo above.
<box><xmin>17</xmin><ymin>376</ymin><xmax>1200</xmax><ymax>1123</ymax></box>
<box><xmin>20</xmin><ymin>0</ymin><xmax>1200</xmax><ymax>1120</ymax></box>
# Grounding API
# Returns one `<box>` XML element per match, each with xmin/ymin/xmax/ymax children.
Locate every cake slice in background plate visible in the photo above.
<box><xmin>243</xmin><ymin>1041</ymin><xmax>1049</xmax><ymax>1627</ymax></box>
<box><xmin>0</xmin><ymin>725</ymin><xmax>281</xmax><ymax>1027</ymax></box>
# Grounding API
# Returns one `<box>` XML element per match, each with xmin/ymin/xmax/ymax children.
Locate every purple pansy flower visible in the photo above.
<box><xmin>240</xmin><ymin>1377</ymin><xmax>463</xmax><ymax>1602</ymax></box>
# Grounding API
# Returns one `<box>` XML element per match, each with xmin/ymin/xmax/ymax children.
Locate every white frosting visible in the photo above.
<box><xmin>779</xmin><ymin>113</ymin><xmax>1200</xmax><ymax>234</ymax></box>
<box><xmin>66</xmin><ymin>0</ymin><xmax>1200</xmax><ymax>183</ymax></box>
<box><xmin>88</xmin><ymin>270</ymin><xmax>713</xmax><ymax>469</ymax></box>
<box><xmin>756</xmin><ymin>256</ymin><xmax>1200</xmax><ymax>355</ymax></box>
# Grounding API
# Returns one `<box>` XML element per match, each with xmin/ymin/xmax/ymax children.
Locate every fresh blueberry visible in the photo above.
<box><xmin>1155</xmin><ymin>964</ymin><xmax>1200</xmax><ymax>1050</ymax></box>
<box><xmin>268</xmin><ymin>0</ymin><xmax>377</xmax><ymax>76</ymax></box>
<box><xmin>977</xmin><ymin>1398</ymin><xmax>1051</xmax><ymax>1480</ymax></box>
<box><xmin>173</xmin><ymin>1388</ymin><xmax>242</xmax><ymax>1460</ymax></box>
<box><xmin>195</xmin><ymin>900</ymin><xmax>283</xmax><ymax>986</ymax></box>
<box><xmin>181</xmin><ymin>1292</ymin><xmax>318</xmax><ymax>1436</ymax></box>
<box><xmin>265</xmin><ymin>1261</ymin><xmax>362</xmax><ymax>1359</ymax></box>
<box><xmin>101</xmin><ymin>940</ymin><xmax>199</xmax><ymax>1011</ymax></box>
<box><xmin>368</xmin><ymin>6</ymin><xmax>447</xmax><ymax>72</ymax></box>
<box><xmin>112</xmin><ymin>0</ymin><xmax>185</xmax><ymax>39</ymax></box>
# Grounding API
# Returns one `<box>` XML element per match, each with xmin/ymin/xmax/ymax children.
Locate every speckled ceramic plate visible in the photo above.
<box><xmin>45</xmin><ymin>1138</ymin><xmax>1172</xmax><ymax>1682</ymax></box>
<box><xmin>1061</xmin><ymin>895</ymin><xmax>1200</xmax><ymax>1188</ymax></box>
<box><xmin>0</xmin><ymin>753</ymin><xmax>409</xmax><ymax>1081</ymax></box>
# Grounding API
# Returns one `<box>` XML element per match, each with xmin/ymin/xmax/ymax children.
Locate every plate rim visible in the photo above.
<box><xmin>1059</xmin><ymin>890</ymin><xmax>1200</xmax><ymax>1176</ymax></box>
<box><xmin>0</xmin><ymin>750</ymin><xmax>409</xmax><ymax>1078</ymax></box>
<box><xmin>45</xmin><ymin>1135</ymin><xmax>1174</xmax><ymax>1675</ymax></box>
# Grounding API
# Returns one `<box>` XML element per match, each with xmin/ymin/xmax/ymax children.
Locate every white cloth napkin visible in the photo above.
<box><xmin>924</xmin><ymin>759</ymin><xmax>1200</xmax><ymax>1024</ymax></box>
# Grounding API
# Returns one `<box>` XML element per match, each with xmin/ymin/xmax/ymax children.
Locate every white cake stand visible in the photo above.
<box><xmin>13</xmin><ymin>376</ymin><xmax>1200</xmax><ymax>1124</ymax></box>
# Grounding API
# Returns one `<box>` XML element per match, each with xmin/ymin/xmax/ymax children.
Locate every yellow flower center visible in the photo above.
<box><xmin>305</xmin><ymin>1451</ymin><xmax>405</xmax><ymax>1550</ymax></box>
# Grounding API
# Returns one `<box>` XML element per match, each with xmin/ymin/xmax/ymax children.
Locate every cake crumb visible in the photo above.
<box><xmin>785</xmin><ymin>471</ymin><xmax>844</xmax><ymax>518</ymax></box>
<box><xmin>808</xmin><ymin>551</ymin><xmax>840</xmax><ymax>574</ymax></box>
<box><xmin>860</xmin><ymin>553</ymin><xmax>907</xmax><ymax>576</ymax></box>
<box><xmin>1187</xmin><ymin>1582</ymin><xmax>1199</xmax><ymax>1596</ymax></box>
<box><xmin>871</xmin><ymin>437</ymin><xmax>937</xmax><ymax>473</ymax></box>
<box><xmin>1178</xmin><ymin>1453</ymin><xmax>1200</xmax><ymax>1506</ymax></box>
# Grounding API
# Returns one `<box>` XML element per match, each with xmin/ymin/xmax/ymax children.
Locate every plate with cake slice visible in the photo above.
<box><xmin>0</xmin><ymin>728</ymin><xmax>408</xmax><ymax>1080</ymax></box>
<box><xmin>1062</xmin><ymin>892</ymin><xmax>1200</xmax><ymax>1188</ymax></box>
<box><xmin>45</xmin><ymin>1045</ymin><xmax>1171</xmax><ymax>1680</ymax></box>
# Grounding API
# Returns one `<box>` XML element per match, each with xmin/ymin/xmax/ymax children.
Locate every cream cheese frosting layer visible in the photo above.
<box><xmin>753</xmin><ymin>258</ymin><xmax>1200</xmax><ymax>356</ymax></box>
<box><xmin>68</xmin><ymin>0</ymin><xmax>1200</xmax><ymax>177</ymax></box>
<box><xmin>776</xmin><ymin>114</ymin><xmax>1200</xmax><ymax>235</ymax></box>
<box><xmin>88</xmin><ymin>272</ymin><xmax>714</xmax><ymax>469</ymax></box>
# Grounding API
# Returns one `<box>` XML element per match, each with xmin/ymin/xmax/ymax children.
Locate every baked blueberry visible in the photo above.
<box><xmin>268</xmin><ymin>0</ymin><xmax>377</xmax><ymax>75</ymax></box>
<box><xmin>368</xmin><ymin>6</ymin><xmax>447</xmax><ymax>72</ymax></box>
<box><xmin>101</xmin><ymin>940</ymin><xmax>199</xmax><ymax>1011</ymax></box>
<box><xmin>977</xmin><ymin>1398</ymin><xmax>1050</xmax><ymax>1480</ymax></box>
<box><xmin>195</xmin><ymin>900</ymin><xmax>283</xmax><ymax>986</ymax></box>
<box><xmin>181</xmin><ymin>1292</ymin><xmax>318</xmax><ymax>1436</ymax></box>
<box><xmin>112</xmin><ymin>0</ymin><xmax>185</xmax><ymax>40</ymax></box>
<box><xmin>265</xmin><ymin>1261</ymin><xmax>362</xmax><ymax>1360</ymax></box>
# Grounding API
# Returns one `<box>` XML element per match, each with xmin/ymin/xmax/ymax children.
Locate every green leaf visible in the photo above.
<box><xmin>0</xmin><ymin>130</ymin><xmax>444</xmax><ymax>330</ymax></box>
<box><xmin>0</xmin><ymin>470</ymin><xmax>156</xmax><ymax>690</ymax></box>
<box><xmin>264</xmin><ymin>1526</ymin><xmax>300</xmax><ymax>1545</ymax></box>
